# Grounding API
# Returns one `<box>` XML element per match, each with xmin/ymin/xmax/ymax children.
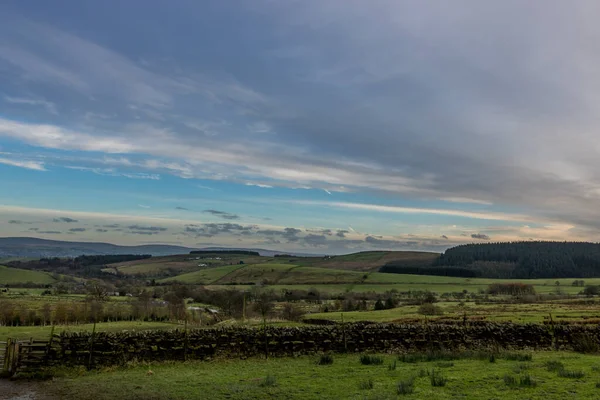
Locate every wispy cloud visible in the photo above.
<box><xmin>53</xmin><ymin>217</ymin><xmax>78</xmax><ymax>223</ymax></box>
<box><xmin>0</xmin><ymin>157</ymin><xmax>46</xmax><ymax>171</ymax></box>
<box><xmin>4</xmin><ymin>96</ymin><xmax>58</xmax><ymax>114</ymax></box>
<box><xmin>203</xmin><ymin>209</ymin><xmax>240</xmax><ymax>220</ymax></box>
<box><xmin>297</xmin><ymin>201</ymin><xmax>540</xmax><ymax>223</ymax></box>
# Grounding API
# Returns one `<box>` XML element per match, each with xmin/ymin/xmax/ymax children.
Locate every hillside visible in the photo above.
<box><xmin>0</xmin><ymin>265</ymin><xmax>57</xmax><ymax>285</ymax></box>
<box><xmin>380</xmin><ymin>241</ymin><xmax>600</xmax><ymax>279</ymax></box>
<box><xmin>106</xmin><ymin>250</ymin><xmax>440</xmax><ymax>280</ymax></box>
<box><xmin>0</xmin><ymin>237</ymin><xmax>198</xmax><ymax>257</ymax></box>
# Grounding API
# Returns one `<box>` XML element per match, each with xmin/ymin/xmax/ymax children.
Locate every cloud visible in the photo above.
<box><xmin>65</xmin><ymin>166</ymin><xmax>160</xmax><ymax>180</ymax></box>
<box><xmin>441</xmin><ymin>235</ymin><xmax>449</xmax><ymax>239</ymax></box>
<box><xmin>0</xmin><ymin>157</ymin><xmax>46</xmax><ymax>171</ymax></box>
<box><xmin>53</xmin><ymin>217</ymin><xmax>78</xmax><ymax>223</ymax></box>
<box><xmin>365</xmin><ymin>236</ymin><xmax>418</xmax><ymax>249</ymax></box>
<box><xmin>68</xmin><ymin>227</ymin><xmax>86</xmax><ymax>232</ymax></box>
<box><xmin>203</xmin><ymin>209</ymin><xmax>240</xmax><ymax>220</ymax></box>
<box><xmin>175</xmin><ymin>206</ymin><xmax>189</xmax><ymax>210</ymax></box>
<box><xmin>4</xmin><ymin>96</ymin><xmax>58</xmax><ymax>114</ymax></box>
<box><xmin>303</xmin><ymin>234</ymin><xmax>327</xmax><ymax>247</ymax></box>
<box><xmin>471</xmin><ymin>233</ymin><xmax>491</xmax><ymax>240</ymax></box>
<box><xmin>138</xmin><ymin>204</ymin><xmax>151</xmax><ymax>209</ymax></box>
<box><xmin>127</xmin><ymin>225</ymin><xmax>167</xmax><ymax>232</ymax></box>
<box><xmin>299</xmin><ymin>201</ymin><xmax>539</xmax><ymax>223</ymax></box>
<box><xmin>245</xmin><ymin>182</ymin><xmax>273</xmax><ymax>188</ymax></box>
<box><xmin>257</xmin><ymin>227</ymin><xmax>302</xmax><ymax>243</ymax></box>
<box><xmin>184</xmin><ymin>223</ymin><xmax>255</xmax><ymax>238</ymax></box>
<box><xmin>38</xmin><ymin>230</ymin><xmax>61</xmax><ymax>234</ymax></box>
<box><xmin>336</xmin><ymin>229</ymin><xmax>349</xmax><ymax>238</ymax></box>
<box><xmin>96</xmin><ymin>228</ymin><xmax>108</xmax><ymax>232</ymax></box>
<box><xmin>8</xmin><ymin>220</ymin><xmax>25</xmax><ymax>224</ymax></box>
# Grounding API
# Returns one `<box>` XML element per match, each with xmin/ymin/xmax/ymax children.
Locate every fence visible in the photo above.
<box><xmin>2</xmin><ymin>322</ymin><xmax>600</xmax><ymax>376</ymax></box>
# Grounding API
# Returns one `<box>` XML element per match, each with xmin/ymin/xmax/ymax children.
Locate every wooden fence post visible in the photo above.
<box><xmin>184</xmin><ymin>318</ymin><xmax>188</xmax><ymax>361</ymax></box>
<box><xmin>1</xmin><ymin>338</ymin><xmax>10</xmax><ymax>375</ymax></box>
<box><xmin>88</xmin><ymin>321</ymin><xmax>97</xmax><ymax>370</ymax></box>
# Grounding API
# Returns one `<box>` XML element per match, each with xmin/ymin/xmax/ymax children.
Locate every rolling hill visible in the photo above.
<box><xmin>0</xmin><ymin>265</ymin><xmax>57</xmax><ymax>285</ymax></box>
<box><xmin>0</xmin><ymin>237</ymin><xmax>198</xmax><ymax>257</ymax></box>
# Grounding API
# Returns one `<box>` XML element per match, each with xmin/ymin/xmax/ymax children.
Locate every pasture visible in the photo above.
<box><xmin>42</xmin><ymin>352</ymin><xmax>600</xmax><ymax>399</ymax></box>
<box><xmin>0</xmin><ymin>265</ymin><xmax>56</xmax><ymax>285</ymax></box>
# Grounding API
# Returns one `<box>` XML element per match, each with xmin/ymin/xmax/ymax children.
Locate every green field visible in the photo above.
<box><xmin>306</xmin><ymin>300</ymin><xmax>600</xmax><ymax>324</ymax></box>
<box><xmin>159</xmin><ymin>264</ymin><xmax>249</xmax><ymax>284</ymax></box>
<box><xmin>0</xmin><ymin>265</ymin><xmax>56</xmax><ymax>285</ymax></box>
<box><xmin>42</xmin><ymin>352</ymin><xmax>600</xmax><ymax>399</ymax></box>
<box><xmin>0</xmin><ymin>321</ymin><xmax>186</xmax><ymax>341</ymax></box>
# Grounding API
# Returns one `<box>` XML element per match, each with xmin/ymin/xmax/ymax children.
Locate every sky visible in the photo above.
<box><xmin>1</xmin><ymin>1</ymin><xmax>600</xmax><ymax>253</ymax></box>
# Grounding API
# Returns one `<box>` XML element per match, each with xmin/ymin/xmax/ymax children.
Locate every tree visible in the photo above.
<box><xmin>282</xmin><ymin>303</ymin><xmax>305</xmax><ymax>322</ymax></box>
<box><xmin>374</xmin><ymin>299</ymin><xmax>385</xmax><ymax>310</ymax></box>
<box><xmin>252</xmin><ymin>290</ymin><xmax>275</xmax><ymax>321</ymax></box>
<box><xmin>86</xmin><ymin>280</ymin><xmax>114</xmax><ymax>302</ymax></box>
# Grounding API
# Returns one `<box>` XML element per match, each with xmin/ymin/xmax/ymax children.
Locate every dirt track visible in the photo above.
<box><xmin>0</xmin><ymin>379</ymin><xmax>55</xmax><ymax>400</ymax></box>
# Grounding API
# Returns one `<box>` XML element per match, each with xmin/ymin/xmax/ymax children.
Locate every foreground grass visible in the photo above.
<box><xmin>44</xmin><ymin>352</ymin><xmax>600</xmax><ymax>399</ymax></box>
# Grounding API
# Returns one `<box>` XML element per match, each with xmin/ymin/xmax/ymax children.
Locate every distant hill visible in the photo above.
<box><xmin>0</xmin><ymin>237</ymin><xmax>198</xmax><ymax>258</ymax></box>
<box><xmin>381</xmin><ymin>241</ymin><xmax>600</xmax><ymax>279</ymax></box>
<box><xmin>0</xmin><ymin>238</ymin><xmax>323</xmax><ymax>258</ymax></box>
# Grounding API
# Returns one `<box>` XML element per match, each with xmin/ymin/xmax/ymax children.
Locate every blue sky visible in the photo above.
<box><xmin>1</xmin><ymin>1</ymin><xmax>600</xmax><ymax>253</ymax></box>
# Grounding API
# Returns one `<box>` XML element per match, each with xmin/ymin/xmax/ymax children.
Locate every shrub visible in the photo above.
<box><xmin>388</xmin><ymin>360</ymin><xmax>397</xmax><ymax>371</ymax></box>
<box><xmin>512</xmin><ymin>364</ymin><xmax>530</xmax><ymax>374</ymax></box>
<box><xmin>487</xmin><ymin>283</ymin><xmax>535</xmax><ymax>296</ymax></box>
<box><xmin>489</xmin><ymin>354</ymin><xmax>496</xmax><ymax>363</ymax></box>
<box><xmin>503</xmin><ymin>353</ymin><xmax>532</xmax><ymax>362</ymax></box>
<box><xmin>281</xmin><ymin>303</ymin><xmax>306</xmax><ymax>322</ymax></box>
<box><xmin>503</xmin><ymin>374</ymin><xmax>517</xmax><ymax>386</ymax></box>
<box><xmin>418</xmin><ymin>303</ymin><xmax>443</xmax><ymax>316</ymax></box>
<box><xmin>545</xmin><ymin>360</ymin><xmax>565</xmax><ymax>372</ymax></box>
<box><xmin>557</xmin><ymin>369</ymin><xmax>585</xmax><ymax>379</ymax></box>
<box><xmin>430</xmin><ymin>369</ymin><xmax>447</xmax><ymax>387</ymax></box>
<box><xmin>418</xmin><ymin>368</ymin><xmax>428</xmax><ymax>378</ymax></box>
<box><xmin>596</xmin><ymin>382</ymin><xmax>600</xmax><ymax>389</ymax></box>
<box><xmin>519</xmin><ymin>374</ymin><xmax>537</xmax><ymax>387</ymax></box>
<box><xmin>259</xmin><ymin>375</ymin><xmax>277</xmax><ymax>387</ymax></box>
<box><xmin>572</xmin><ymin>333</ymin><xmax>600</xmax><ymax>354</ymax></box>
<box><xmin>318</xmin><ymin>353</ymin><xmax>334</xmax><ymax>365</ymax></box>
<box><xmin>397</xmin><ymin>377</ymin><xmax>415</xmax><ymax>395</ymax></box>
<box><xmin>358</xmin><ymin>378</ymin><xmax>374</xmax><ymax>390</ymax></box>
<box><xmin>360</xmin><ymin>354</ymin><xmax>384</xmax><ymax>365</ymax></box>
<box><xmin>436</xmin><ymin>361</ymin><xmax>454</xmax><ymax>368</ymax></box>
<box><xmin>583</xmin><ymin>285</ymin><xmax>600</xmax><ymax>296</ymax></box>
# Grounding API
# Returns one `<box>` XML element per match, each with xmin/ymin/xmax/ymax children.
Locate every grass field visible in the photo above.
<box><xmin>0</xmin><ymin>265</ymin><xmax>57</xmax><ymax>285</ymax></box>
<box><xmin>0</xmin><ymin>321</ymin><xmax>186</xmax><ymax>341</ymax></box>
<box><xmin>306</xmin><ymin>300</ymin><xmax>600</xmax><ymax>324</ymax></box>
<box><xmin>43</xmin><ymin>352</ymin><xmax>600</xmax><ymax>399</ymax></box>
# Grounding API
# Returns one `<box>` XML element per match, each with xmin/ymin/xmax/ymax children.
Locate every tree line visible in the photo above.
<box><xmin>382</xmin><ymin>241</ymin><xmax>600</xmax><ymax>279</ymax></box>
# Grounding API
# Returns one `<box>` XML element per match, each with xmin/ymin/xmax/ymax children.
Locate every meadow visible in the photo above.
<box><xmin>41</xmin><ymin>352</ymin><xmax>600</xmax><ymax>399</ymax></box>
<box><xmin>0</xmin><ymin>264</ymin><xmax>56</xmax><ymax>285</ymax></box>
